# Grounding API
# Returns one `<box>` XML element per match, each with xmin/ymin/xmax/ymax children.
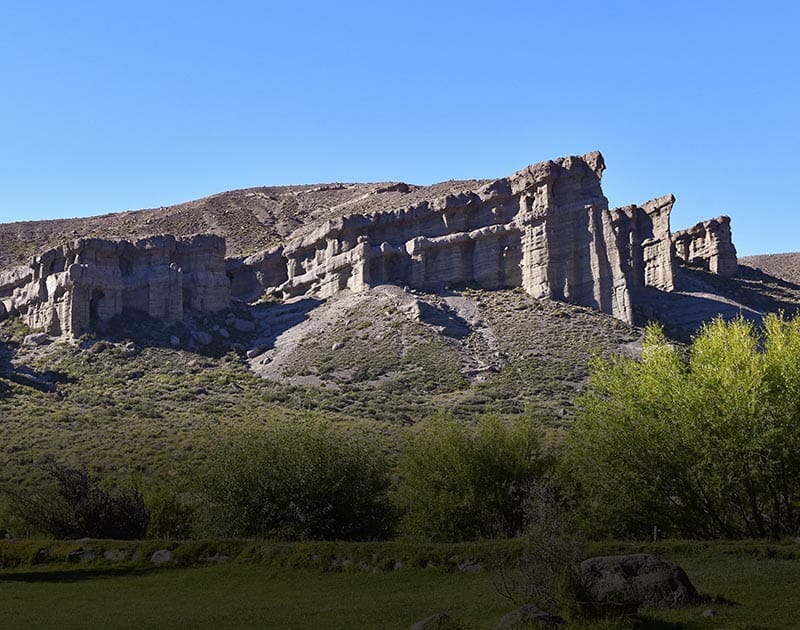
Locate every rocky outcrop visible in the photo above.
<box><xmin>672</xmin><ymin>216</ymin><xmax>738</xmax><ymax>276</ymax></box>
<box><xmin>0</xmin><ymin>151</ymin><xmax>738</xmax><ymax>336</ymax></box>
<box><xmin>230</xmin><ymin>152</ymin><xmax>677</xmax><ymax>324</ymax></box>
<box><xmin>0</xmin><ymin>235</ymin><xmax>228</xmax><ymax>336</ymax></box>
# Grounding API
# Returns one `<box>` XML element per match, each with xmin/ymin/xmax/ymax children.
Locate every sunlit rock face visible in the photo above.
<box><xmin>0</xmin><ymin>151</ymin><xmax>737</xmax><ymax>336</ymax></box>
<box><xmin>231</xmin><ymin>152</ymin><xmax>677</xmax><ymax>324</ymax></box>
<box><xmin>672</xmin><ymin>216</ymin><xmax>738</xmax><ymax>277</ymax></box>
<box><xmin>0</xmin><ymin>234</ymin><xmax>228</xmax><ymax>336</ymax></box>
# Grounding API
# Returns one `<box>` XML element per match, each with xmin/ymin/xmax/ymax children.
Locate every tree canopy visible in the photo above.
<box><xmin>563</xmin><ymin>314</ymin><xmax>800</xmax><ymax>539</ymax></box>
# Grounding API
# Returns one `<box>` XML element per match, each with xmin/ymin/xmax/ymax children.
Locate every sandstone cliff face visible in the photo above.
<box><xmin>0</xmin><ymin>235</ymin><xmax>228</xmax><ymax>336</ymax></box>
<box><xmin>0</xmin><ymin>151</ymin><xmax>738</xmax><ymax>337</ymax></box>
<box><xmin>230</xmin><ymin>152</ymin><xmax>675</xmax><ymax>324</ymax></box>
<box><xmin>672</xmin><ymin>216</ymin><xmax>738</xmax><ymax>276</ymax></box>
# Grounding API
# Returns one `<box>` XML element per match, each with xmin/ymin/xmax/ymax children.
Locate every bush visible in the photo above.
<box><xmin>197</xmin><ymin>420</ymin><xmax>393</xmax><ymax>540</ymax></box>
<box><xmin>145</xmin><ymin>487</ymin><xmax>195</xmax><ymax>540</ymax></box>
<box><xmin>563</xmin><ymin>315</ymin><xmax>800</xmax><ymax>539</ymax></box>
<box><xmin>494</xmin><ymin>480</ymin><xmax>584</xmax><ymax>618</ymax></box>
<box><xmin>9</xmin><ymin>459</ymin><xmax>148</xmax><ymax>539</ymax></box>
<box><xmin>396</xmin><ymin>414</ymin><xmax>550</xmax><ymax>542</ymax></box>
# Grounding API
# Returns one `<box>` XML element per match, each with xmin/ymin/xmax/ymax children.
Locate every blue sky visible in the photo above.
<box><xmin>1</xmin><ymin>1</ymin><xmax>797</xmax><ymax>256</ymax></box>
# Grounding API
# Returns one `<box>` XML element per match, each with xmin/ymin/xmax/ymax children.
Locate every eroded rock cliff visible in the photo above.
<box><xmin>672</xmin><ymin>216</ymin><xmax>738</xmax><ymax>276</ymax></box>
<box><xmin>0</xmin><ymin>235</ymin><xmax>228</xmax><ymax>336</ymax></box>
<box><xmin>0</xmin><ymin>151</ymin><xmax>738</xmax><ymax>336</ymax></box>
<box><xmin>230</xmin><ymin>152</ymin><xmax>676</xmax><ymax>324</ymax></box>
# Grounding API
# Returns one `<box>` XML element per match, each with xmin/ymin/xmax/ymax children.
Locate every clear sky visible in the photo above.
<box><xmin>1</xmin><ymin>1</ymin><xmax>797</xmax><ymax>256</ymax></box>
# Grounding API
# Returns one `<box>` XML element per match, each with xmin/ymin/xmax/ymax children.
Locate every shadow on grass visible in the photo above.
<box><xmin>0</xmin><ymin>565</ymin><xmax>169</xmax><ymax>583</ymax></box>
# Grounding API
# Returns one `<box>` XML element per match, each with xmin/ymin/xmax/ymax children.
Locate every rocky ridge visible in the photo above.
<box><xmin>0</xmin><ymin>151</ymin><xmax>741</xmax><ymax>341</ymax></box>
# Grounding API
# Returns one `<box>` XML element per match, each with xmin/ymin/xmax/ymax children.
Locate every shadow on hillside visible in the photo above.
<box><xmin>632</xmin><ymin>264</ymin><xmax>800</xmax><ymax>343</ymax></box>
<box><xmin>89</xmin><ymin>298</ymin><xmax>323</xmax><ymax>360</ymax></box>
<box><xmin>416</xmin><ymin>300</ymin><xmax>471</xmax><ymax>338</ymax></box>
<box><xmin>0</xmin><ymin>341</ymin><xmax>71</xmax><ymax>396</ymax></box>
<box><xmin>633</xmin><ymin>286</ymin><xmax>763</xmax><ymax>343</ymax></box>
<box><xmin>0</xmin><ymin>565</ymin><xmax>167</xmax><ymax>583</ymax></box>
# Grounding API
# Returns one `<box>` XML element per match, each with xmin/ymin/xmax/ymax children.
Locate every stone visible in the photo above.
<box><xmin>192</xmin><ymin>330</ymin><xmax>213</xmax><ymax>346</ymax></box>
<box><xmin>672</xmin><ymin>216</ymin><xmax>738</xmax><ymax>276</ymax></box>
<box><xmin>66</xmin><ymin>547</ymin><xmax>96</xmax><ymax>563</ymax></box>
<box><xmin>169</xmin><ymin>335</ymin><xmax>180</xmax><ymax>346</ymax></box>
<box><xmin>496</xmin><ymin>604</ymin><xmax>564</xmax><ymax>628</ymax></box>
<box><xmin>103</xmin><ymin>549</ymin><xmax>128</xmax><ymax>562</ymax></box>
<box><xmin>232</xmin><ymin>318</ymin><xmax>256</xmax><ymax>332</ymax></box>
<box><xmin>409</xmin><ymin>612</ymin><xmax>454</xmax><ymax>630</ymax></box>
<box><xmin>578</xmin><ymin>554</ymin><xmax>700</xmax><ymax>610</ymax></box>
<box><xmin>457</xmin><ymin>559</ymin><xmax>482</xmax><ymax>574</ymax></box>
<box><xmin>246</xmin><ymin>344</ymin><xmax>268</xmax><ymax>359</ymax></box>
<box><xmin>150</xmin><ymin>549</ymin><xmax>173</xmax><ymax>563</ymax></box>
<box><xmin>23</xmin><ymin>332</ymin><xmax>50</xmax><ymax>346</ymax></box>
<box><xmin>217</xmin><ymin>327</ymin><xmax>230</xmax><ymax>338</ymax></box>
<box><xmin>701</xmin><ymin>609</ymin><xmax>717</xmax><ymax>617</ymax></box>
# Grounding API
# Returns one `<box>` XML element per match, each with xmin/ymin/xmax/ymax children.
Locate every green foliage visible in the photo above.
<box><xmin>396</xmin><ymin>414</ymin><xmax>550</xmax><ymax>542</ymax></box>
<box><xmin>196</xmin><ymin>420</ymin><xmax>393</xmax><ymax>540</ymax></box>
<box><xmin>564</xmin><ymin>315</ymin><xmax>800</xmax><ymax>539</ymax></box>
<box><xmin>8</xmin><ymin>459</ymin><xmax>148</xmax><ymax>539</ymax></box>
<box><xmin>145</xmin><ymin>487</ymin><xmax>195</xmax><ymax>540</ymax></box>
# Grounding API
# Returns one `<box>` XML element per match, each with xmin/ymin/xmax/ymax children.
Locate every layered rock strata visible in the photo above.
<box><xmin>671</xmin><ymin>216</ymin><xmax>738</xmax><ymax>276</ymax></box>
<box><xmin>230</xmin><ymin>152</ymin><xmax>676</xmax><ymax>324</ymax></box>
<box><xmin>0</xmin><ymin>235</ymin><xmax>229</xmax><ymax>336</ymax></box>
<box><xmin>0</xmin><ymin>151</ymin><xmax>738</xmax><ymax>337</ymax></box>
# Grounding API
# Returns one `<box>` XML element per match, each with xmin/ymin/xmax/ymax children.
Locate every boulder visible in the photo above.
<box><xmin>66</xmin><ymin>547</ymin><xmax>96</xmax><ymax>563</ymax></box>
<box><xmin>192</xmin><ymin>330</ymin><xmax>213</xmax><ymax>346</ymax></box>
<box><xmin>578</xmin><ymin>553</ymin><xmax>700</xmax><ymax>611</ymax></box>
<box><xmin>150</xmin><ymin>549</ymin><xmax>173</xmax><ymax>564</ymax></box>
<box><xmin>232</xmin><ymin>318</ymin><xmax>256</xmax><ymax>332</ymax></box>
<box><xmin>23</xmin><ymin>332</ymin><xmax>50</xmax><ymax>346</ymax></box>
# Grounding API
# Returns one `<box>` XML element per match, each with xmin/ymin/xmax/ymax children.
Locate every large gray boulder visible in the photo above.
<box><xmin>578</xmin><ymin>553</ymin><xmax>700</xmax><ymax>611</ymax></box>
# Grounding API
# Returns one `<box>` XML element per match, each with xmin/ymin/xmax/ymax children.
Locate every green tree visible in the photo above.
<box><xmin>563</xmin><ymin>315</ymin><xmax>800</xmax><ymax>539</ymax></box>
<box><xmin>197</xmin><ymin>420</ymin><xmax>393</xmax><ymax>540</ymax></box>
<box><xmin>396</xmin><ymin>414</ymin><xmax>550</xmax><ymax>542</ymax></box>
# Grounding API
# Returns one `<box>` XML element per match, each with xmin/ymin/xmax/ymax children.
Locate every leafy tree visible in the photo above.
<box><xmin>396</xmin><ymin>414</ymin><xmax>550</xmax><ymax>542</ymax></box>
<box><xmin>197</xmin><ymin>420</ymin><xmax>393</xmax><ymax>540</ymax></box>
<box><xmin>563</xmin><ymin>315</ymin><xmax>800</xmax><ymax>539</ymax></box>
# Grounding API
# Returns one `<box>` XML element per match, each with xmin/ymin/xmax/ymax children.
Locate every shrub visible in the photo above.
<box><xmin>563</xmin><ymin>315</ymin><xmax>800</xmax><ymax>539</ymax></box>
<box><xmin>396</xmin><ymin>414</ymin><xmax>550</xmax><ymax>541</ymax></box>
<box><xmin>494</xmin><ymin>480</ymin><xmax>584</xmax><ymax>618</ymax></box>
<box><xmin>9</xmin><ymin>459</ymin><xmax>148</xmax><ymax>539</ymax></box>
<box><xmin>145</xmin><ymin>487</ymin><xmax>195</xmax><ymax>540</ymax></box>
<box><xmin>197</xmin><ymin>420</ymin><xmax>393</xmax><ymax>540</ymax></box>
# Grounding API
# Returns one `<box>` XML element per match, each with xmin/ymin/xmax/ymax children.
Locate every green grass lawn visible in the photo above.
<box><xmin>1</xmin><ymin>551</ymin><xmax>800</xmax><ymax>629</ymax></box>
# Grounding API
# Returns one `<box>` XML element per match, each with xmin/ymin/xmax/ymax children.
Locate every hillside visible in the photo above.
<box><xmin>0</xmin><ymin>178</ymin><xmax>490</xmax><ymax>269</ymax></box>
<box><xmin>0</xmin><ymin>154</ymin><xmax>798</xmax><ymax>492</ymax></box>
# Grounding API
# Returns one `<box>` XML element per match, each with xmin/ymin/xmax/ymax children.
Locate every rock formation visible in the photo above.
<box><xmin>0</xmin><ymin>151</ymin><xmax>738</xmax><ymax>336</ymax></box>
<box><xmin>672</xmin><ymin>216</ymin><xmax>738</xmax><ymax>276</ymax></box>
<box><xmin>230</xmin><ymin>152</ymin><xmax>676</xmax><ymax>324</ymax></box>
<box><xmin>0</xmin><ymin>235</ymin><xmax>228</xmax><ymax>336</ymax></box>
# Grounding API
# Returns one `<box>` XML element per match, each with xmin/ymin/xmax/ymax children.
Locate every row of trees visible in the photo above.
<box><xmin>7</xmin><ymin>314</ymin><xmax>800</xmax><ymax>542</ymax></box>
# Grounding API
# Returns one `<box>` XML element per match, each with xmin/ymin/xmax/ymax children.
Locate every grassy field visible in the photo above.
<box><xmin>1</xmin><ymin>541</ymin><xmax>799</xmax><ymax>629</ymax></box>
